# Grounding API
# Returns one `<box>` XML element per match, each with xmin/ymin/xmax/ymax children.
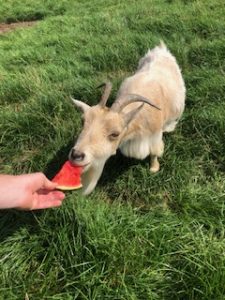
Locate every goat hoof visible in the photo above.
<box><xmin>150</xmin><ymin>163</ymin><xmax>160</xmax><ymax>173</ymax></box>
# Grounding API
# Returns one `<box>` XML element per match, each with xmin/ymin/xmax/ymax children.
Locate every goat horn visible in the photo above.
<box><xmin>111</xmin><ymin>94</ymin><xmax>161</xmax><ymax>112</ymax></box>
<box><xmin>97</xmin><ymin>81</ymin><xmax>112</xmax><ymax>107</ymax></box>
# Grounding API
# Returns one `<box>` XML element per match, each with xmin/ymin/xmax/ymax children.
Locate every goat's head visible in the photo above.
<box><xmin>69</xmin><ymin>82</ymin><xmax>160</xmax><ymax>194</ymax></box>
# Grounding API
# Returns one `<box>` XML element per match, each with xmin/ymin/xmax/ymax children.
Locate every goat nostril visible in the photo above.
<box><xmin>70</xmin><ymin>149</ymin><xmax>85</xmax><ymax>161</ymax></box>
<box><xmin>71</xmin><ymin>149</ymin><xmax>76</xmax><ymax>158</ymax></box>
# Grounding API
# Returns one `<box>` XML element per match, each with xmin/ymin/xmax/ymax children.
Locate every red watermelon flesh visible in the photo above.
<box><xmin>52</xmin><ymin>161</ymin><xmax>83</xmax><ymax>190</ymax></box>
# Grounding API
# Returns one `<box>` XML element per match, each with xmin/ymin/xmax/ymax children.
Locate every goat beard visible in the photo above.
<box><xmin>81</xmin><ymin>157</ymin><xmax>109</xmax><ymax>195</ymax></box>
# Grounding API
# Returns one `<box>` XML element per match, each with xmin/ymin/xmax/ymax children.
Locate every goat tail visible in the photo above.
<box><xmin>159</xmin><ymin>40</ymin><xmax>167</xmax><ymax>49</ymax></box>
<box><xmin>137</xmin><ymin>40</ymin><xmax>168</xmax><ymax>71</ymax></box>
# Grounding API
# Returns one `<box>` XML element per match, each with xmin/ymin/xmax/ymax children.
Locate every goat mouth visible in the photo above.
<box><xmin>71</xmin><ymin>162</ymin><xmax>90</xmax><ymax>168</ymax></box>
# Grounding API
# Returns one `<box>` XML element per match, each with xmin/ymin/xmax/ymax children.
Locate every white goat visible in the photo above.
<box><xmin>70</xmin><ymin>42</ymin><xmax>185</xmax><ymax>195</ymax></box>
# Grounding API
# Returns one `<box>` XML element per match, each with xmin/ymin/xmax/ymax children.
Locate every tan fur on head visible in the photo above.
<box><xmin>69</xmin><ymin>41</ymin><xmax>185</xmax><ymax>194</ymax></box>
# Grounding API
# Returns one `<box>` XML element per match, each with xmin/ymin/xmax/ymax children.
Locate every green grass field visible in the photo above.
<box><xmin>0</xmin><ymin>0</ymin><xmax>225</xmax><ymax>299</ymax></box>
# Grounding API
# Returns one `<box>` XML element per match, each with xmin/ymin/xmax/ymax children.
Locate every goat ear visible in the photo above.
<box><xmin>71</xmin><ymin>97</ymin><xmax>90</xmax><ymax>113</ymax></box>
<box><xmin>122</xmin><ymin>103</ymin><xmax>144</xmax><ymax>126</ymax></box>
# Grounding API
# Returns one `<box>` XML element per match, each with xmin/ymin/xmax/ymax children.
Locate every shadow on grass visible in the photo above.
<box><xmin>0</xmin><ymin>148</ymin><xmax>151</xmax><ymax>241</ymax></box>
<box><xmin>44</xmin><ymin>139</ymin><xmax>147</xmax><ymax>185</ymax></box>
<box><xmin>43</xmin><ymin>140</ymin><xmax>155</xmax><ymax>203</ymax></box>
<box><xmin>44</xmin><ymin>140</ymin><xmax>74</xmax><ymax>180</ymax></box>
<box><xmin>97</xmin><ymin>153</ymin><xmax>169</xmax><ymax>212</ymax></box>
<box><xmin>0</xmin><ymin>210</ymin><xmax>41</xmax><ymax>242</ymax></box>
<box><xmin>0</xmin><ymin>141</ymin><xmax>77</xmax><ymax>241</ymax></box>
<box><xmin>98</xmin><ymin>151</ymin><xmax>148</xmax><ymax>189</ymax></box>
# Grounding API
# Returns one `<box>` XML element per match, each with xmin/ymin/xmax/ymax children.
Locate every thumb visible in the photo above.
<box><xmin>42</xmin><ymin>176</ymin><xmax>57</xmax><ymax>190</ymax></box>
<box><xmin>28</xmin><ymin>172</ymin><xmax>57</xmax><ymax>191</ymax></box>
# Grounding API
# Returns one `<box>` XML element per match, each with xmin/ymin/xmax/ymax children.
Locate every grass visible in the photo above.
<box><xmin>0</xmin><ymin>0</ymin><xmax>225</xmax><ymax>298</ymax></box>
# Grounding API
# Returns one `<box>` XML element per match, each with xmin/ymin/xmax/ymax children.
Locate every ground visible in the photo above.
<box><xmin>0</xmin><ymin>21</ymin><xmax>36</xmax><ymax>34</ymax></box>
<box><xmin>0</xmin><ymin>0</ymin><xmax>225</xmax><ymax>299</ymax></box>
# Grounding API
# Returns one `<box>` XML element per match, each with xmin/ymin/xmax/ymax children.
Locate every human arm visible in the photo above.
<box><xmin>0</xmin><ymin>172</ymin><xmax>65</xmax><ymax>210</ymax></box>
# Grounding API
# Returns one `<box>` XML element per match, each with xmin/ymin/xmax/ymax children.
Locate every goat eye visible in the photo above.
<box><xmin>109</xmin><ymin>132</ymin><xmax>120</xmax><ymax>140</ymax></box>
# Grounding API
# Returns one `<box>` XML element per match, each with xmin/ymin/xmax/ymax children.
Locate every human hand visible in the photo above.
<box><xmin>0</xmin><ymin>173</ymin><xmax>65</xmax><ymax>210</ymax></box>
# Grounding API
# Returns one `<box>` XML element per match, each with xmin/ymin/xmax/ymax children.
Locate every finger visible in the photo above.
<box><xmin>31</xmin><ymin>191</ymin><xmax>65</xmax><ymax>210</ymax></box>
<box><xmin>42</xmin><ymin>176</ymin><xmax>58</xmax><ymax>190</ymax></box>
<box><xmin>29</xmin><ymin>172</ymin><xmax>57</xmax><ymax>191</ymax></box>
<box><xmin>38</xmin><ymin>190</ymin><xmax>65</xmax><ymax>199</ymax></box>
<box><xmin>37</xmin><ymin>190</ymin><xmax>65</xmax><ymax>201</ymax></box>
<box><xmin>32</xmin><ymin>199</ymin><xmax>63</xmax><ymax>210</ymax></box>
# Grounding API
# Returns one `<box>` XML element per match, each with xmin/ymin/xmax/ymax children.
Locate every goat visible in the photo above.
<box><xmin>69</xmin><ymin>42</ymin><xmax>186</xmax><ymax>195</ymax></box>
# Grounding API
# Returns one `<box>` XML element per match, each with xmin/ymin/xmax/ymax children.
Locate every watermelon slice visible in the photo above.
<box><xmin>52</xmin><ymin>161</ymin><xmax>83</xmax><ymax>190</ymax></box>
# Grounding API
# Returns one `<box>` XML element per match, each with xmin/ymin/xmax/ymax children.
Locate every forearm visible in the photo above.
<box><xmin>0</xmin><ymin>175</ymin><xmax>22</xmax><ymax>209</ymax></box>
